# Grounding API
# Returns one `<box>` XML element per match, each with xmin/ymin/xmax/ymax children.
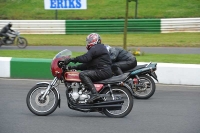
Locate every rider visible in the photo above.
<box><xmin>64</xmin><ymin>33</ymin><xmax>113</xmax><ymax>103</ymax></box>
<box><xmin>0</xmin><ymin>22</ymin><xmax>14</xmax><ymax>43</ymax></box>
<box><xmin>105</xmin><ymin>45</ymin><xmax>137</xmax><ymax>75</ymax></box>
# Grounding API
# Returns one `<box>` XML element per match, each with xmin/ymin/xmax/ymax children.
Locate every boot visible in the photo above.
<box><xmin>87</xmin><ymin>89</ymin><xmax>100</xmax><ymax>103</ymax></box>
<box><xmin>79</xmin><ymin>73</ymin><xmax>100</xmax><ymax>103</ymax></box>
<box><xmin>2</xmin><ymin>38</ymin><xmax>7</xmax><ymax>44</ymax></box>
<box><xmin>111</xmin><ymin>65</ymin><xmax>123</xmax><ymax>76</ymax></box>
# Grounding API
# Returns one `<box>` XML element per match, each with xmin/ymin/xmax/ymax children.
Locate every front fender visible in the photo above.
<box><xmin>36</xmin><ymin>82</ymin><xmax>61</xmax><ymax>108</ymax></box>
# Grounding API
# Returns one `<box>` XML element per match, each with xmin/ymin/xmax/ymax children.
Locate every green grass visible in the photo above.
<box><xmin>0</xmin><ymin>50</ymin><xmax>83</xmax><ymax>59</ymax></box>
<box><xmin>136</xmin><ymin>54</ymin><xmax>200</xmax><ymax>64</ymax></box>
<box><xmin>0</xmin><ymin>0</ymin><xmax>199</xmax><ymax>19</ymax></box>
<box><xmin>1</xmin><ymin>1</ymin><xmax>200</xmax><ymax>64</ymax></box>
<box><xmin>1</xmin><ymin>50</ymin><xmax>200</xmax><ymax>64</ymax></box>
<box><xmin>21</xmin><ymin>33</ymin><xmax>200</xmax><ymax>47</ymax></box>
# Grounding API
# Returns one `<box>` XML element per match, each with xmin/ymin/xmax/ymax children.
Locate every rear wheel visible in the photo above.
<box><xmin>101</xmin><ymin>86</ymin><xmax>133</xmax><ymax>118</ymax></box>
<box><xmin>26</xmin><ymin>84</ymin><xmax>59</xmax><ymax>116</ymax></box>
<box><xmin>132</xmin><ymin>75</ymin><xmax>156</xmax><ymax>99</ymax></box>
<box><xmin>0</xmin><ymin>39</ymin><xmax>3</xmax><ymax>47</ymax></box>
<box><xmin>17</xmin><ymin>37</ymin><xmax>28</xmax><ymax>48</ymax></box>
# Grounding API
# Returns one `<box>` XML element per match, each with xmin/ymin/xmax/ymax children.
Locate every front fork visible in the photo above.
<box><xmin>18</xmin><ymin>37</ymin><xmax>23</xmax><ymax>43</ymax></box>
<box><xmin>40</xmin><ymin>77</ymin><xmax>58</xmax><ymax>100</ymax></box>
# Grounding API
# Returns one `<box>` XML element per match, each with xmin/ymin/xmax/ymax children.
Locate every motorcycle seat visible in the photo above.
<box><xmin>94</xmin><ymin>73</ymin><xmax>130</xmax><ymax>84</ymax></box>
<box><xmin>124</xmin><ymin>64</ymin><xmax>147</xmax><ymax>73</ymax></box>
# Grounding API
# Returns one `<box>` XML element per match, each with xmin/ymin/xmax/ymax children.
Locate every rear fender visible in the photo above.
<box><xmin>99</xmin><ymin>83</ymin><xmax>134</xmax><ymax>96</ymax></box>
<box><xmin>149</xmin><ymin>72</ymin><xmax>158</xmax><ymax>82</ymax></box>
<box><xmin>123</xmin><ymin>83</ymin><xmax>134</xmax><ymax>96</ymax></box>
<box><xmin>36</xmin><ymin>82</ymin><xmax>61</xmax><ymax>108</ymax></box>
<box><xmin>130</xmin><ymin>67</ymin><xmax>151</xmax><ymax>76</ymax></box>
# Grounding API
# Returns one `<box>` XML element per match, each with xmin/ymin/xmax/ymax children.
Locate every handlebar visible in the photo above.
<box><xmin>58</xmin><ymin>61</ymin><xmax>65</xmax><ymax>68</ymax></box>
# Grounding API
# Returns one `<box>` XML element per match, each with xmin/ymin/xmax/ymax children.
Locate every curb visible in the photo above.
<box><xmin>1</xmin><ymin>57</ymin><xmax>200</xmax><ymax>85</ymax></box>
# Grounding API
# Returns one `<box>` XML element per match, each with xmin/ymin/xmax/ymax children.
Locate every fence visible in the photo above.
<box><xmin>161</xmin><ymin>18</ymin><xmax>200</xmax><ymax>33</ymax></box>
<box><xmin>0</xmin><ymin>18</ymin><xmax>199</xmax><ymax>34</ymax></box>
<box><xmin>65</xmin><ymin>19</ymin><xmax>161</xmax><ymax>34</ymax></box>
<box><xmin>1</xmin><ymin>57</ymin><xmax>200</xmax><ymax>85</ymax></box>
<box><xmin>0</xmin><ymin>20</ymin><xmax>66</xmax><ymax>34</ymax></box>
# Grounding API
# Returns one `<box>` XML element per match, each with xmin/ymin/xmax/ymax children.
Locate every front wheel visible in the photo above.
<box><xmin>132</xmin><ymin>75</ymin><xmax>156</xmax><ymax>99</ymax></box>
<box><xmin>17</xmin><ymin>37</ymin><xmax>28</xmax><ymax>49</ymax></box>
<box><xmin>101</xmin><ymin>86</ymin><xmax>133</xmax><ymax>118</ymax></box>
<box><xmin>26</xmin><ymin>84</ymin><xmax>59</xmax><ymax>116</ymax></box>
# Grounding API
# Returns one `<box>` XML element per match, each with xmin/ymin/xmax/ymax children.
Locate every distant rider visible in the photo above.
<box><xmin>105</xmin><ymin>45</ymin><xmax>137</xmax><ymax>75</ymax></box>
<box><xmin>0</xmin><ymin>22</ymin><xmax>14</xmax><ymax>43</ymax></box>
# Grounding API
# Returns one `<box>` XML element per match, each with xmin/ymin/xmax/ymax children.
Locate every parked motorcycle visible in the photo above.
<box><xmin>0</xmin><ymin>30</ymin><xmax>28</xmax><ymax>48</ymax></box>
<box><xmin>26</xmin><ymin>49</ymin><xmax>134</xmax><ymax>118</ymax></box>
<box><xmin>124</xmin><ymin>62</ymin><xmax>158</xmax><ymax>99</ymax></box>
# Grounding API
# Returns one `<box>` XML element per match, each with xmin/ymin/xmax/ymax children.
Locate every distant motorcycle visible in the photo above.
<box><xmin>124</xmin><ymin>62</ymin><xmax>158</xmax><ymax>99</ymax></box>
<box><xmin>26</xmin><ymin>49</ymin><xmax>134</xmax><ymax>118</ymax></box>
<box><xmin>0</xmin><ymin>30</ymin><xmax>28</xmax><ymax>48</ymax></box>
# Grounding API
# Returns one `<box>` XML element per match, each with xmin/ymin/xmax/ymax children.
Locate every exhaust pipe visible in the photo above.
<box><xmin>93</xmin><ymin>99</ymin><xmax>124</xmax><ymax>106</ymax></box>
<box><xmin>74</xmin><ymin>100</ymin><xmax>124</xmax><ymax>110</ymax></box>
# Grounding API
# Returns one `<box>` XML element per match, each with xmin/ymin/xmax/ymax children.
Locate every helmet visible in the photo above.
<box><xmin>105</xmin><ymin>45</ymin><xmax>112</xmax><ymax>52</ymax></box>
<box><xmin>86</xmin><ymin>33</ymin><xmax>101</xmax><ymax>50</ymax></box>
<box><xmin>8</xmin><ymin>22</ymin><xmax>12</xmax><ymax>27</ymax></box>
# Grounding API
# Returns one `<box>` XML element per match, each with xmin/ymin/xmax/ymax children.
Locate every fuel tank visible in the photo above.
<box><xmin>64</xmin><ymin>71</ymin><xmax>81</xmax><ymax>82</ymax></box>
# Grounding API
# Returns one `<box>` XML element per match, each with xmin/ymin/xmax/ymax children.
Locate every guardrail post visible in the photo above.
<box><xmin>55</xmin><ymin>10</ymin><xmax>58</xmax><ymax>20</ymax></box>
<box><xmin>123</xmin><ymin>0</ymin><xmax>129</xmax><ymax>50</ymax></box>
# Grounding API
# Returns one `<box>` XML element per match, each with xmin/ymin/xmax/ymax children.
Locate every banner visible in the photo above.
<box><xmin>44</xmin><ymin>0</ymin><xmax>87</xmax><ymax>10</ymax></box>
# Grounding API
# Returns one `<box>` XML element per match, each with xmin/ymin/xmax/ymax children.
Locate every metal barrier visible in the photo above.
<box><xmin>0</xmin><ymin>20</ymin><xmax>66</xmax><ymax>34</ymax></box>
<box><xmin>0</xmin><ymin>18</ymin><xmax>199</xmax><ymax>34</ymax></box>
<box><xmin>161</xmin><ymin>18</ymin><xmax>200</xmax><ymax>33</ymax></box>
<box><xmin>65</xmin><ymin>19</ymin><xmax>161</xmax><ymax>34</ymax></box>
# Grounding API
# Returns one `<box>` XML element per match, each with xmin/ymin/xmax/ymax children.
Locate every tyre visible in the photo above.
<box><xmin>132</xmin><ymin>75</ymin><xmax>156</xmax><ymax>99</ymax></box>
<box><xmin>17</xmin><ymin>37</ymin><xmax>28</xmax><ymax>48</ymax></box>
<box><xmin>101</xmin><ymin>86</ymin><xmax>133</xmax><ymax>118</ymax></box>
<box><xmin>26</xmin><ymin>84</ymin><xmax>59</xmax><ymax>116</ymax></box>
<box><xmin>0</xmin><ymin>39</ymin><xmax>3</xmax><ymax>47</ymax></box>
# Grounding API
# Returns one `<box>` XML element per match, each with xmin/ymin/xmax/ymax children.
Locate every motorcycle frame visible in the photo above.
<box><xmin>129</xmin><ymin>62</ymin><xmax>158</xmax><ymax>81</ymax></box>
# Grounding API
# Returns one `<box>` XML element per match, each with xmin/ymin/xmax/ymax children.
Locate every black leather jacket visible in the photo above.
<box><xmin>74</xmin><ymin>44</ymin><xmax>112</xmax><ymax>70</ymax></box>
<box><xmin>109</xmin><ymin>47</ymin><xmax>136</xmax><ymax>63</ymax></box>
<box><xmin>0</xmin><ymin>24</ymin><xmax>13</xmax><ymax>33</ymax></box>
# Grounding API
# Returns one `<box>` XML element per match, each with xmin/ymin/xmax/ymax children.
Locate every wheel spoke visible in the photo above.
<box><xmin>29</xmin><ymin>87</ymin><xmax>56</xmax><ymax>113</ymax></box>
<box><xmin>105</xmin><ymin>88</ymin><xmax>130</xmax><ymax>115</ymax></box>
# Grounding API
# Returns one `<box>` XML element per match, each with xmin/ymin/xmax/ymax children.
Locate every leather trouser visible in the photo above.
<box><xmin>79</xmin><ymin>68</ymin><xmax>113</xmax><ymax>94</ymax></box>
<box><xmin>112</xmin><ymin>58</ymin><xmax>137</xmax><ymax>76</ymax></box>
<box><xmin>0</xmin><ymin>33</ymin><xmax>9</xmax><ymax>42</ymax></box>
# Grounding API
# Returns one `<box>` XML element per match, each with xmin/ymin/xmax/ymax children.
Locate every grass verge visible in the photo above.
<box><xmin>0</xmin><ymin>0</ymin><xmax>199</xmax><ymax>19</ymax></box>
<box><xmin>0</xmin><ymin>50</ymin><xmax>200</xmax><ymax>64</ymax></box>
<box><xmin>21</xmin><ymin>33</ymin><xmax>200</xmax><ymax>47</ymax></box>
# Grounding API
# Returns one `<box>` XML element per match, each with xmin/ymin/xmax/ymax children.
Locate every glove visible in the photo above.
<box><xmin>68</xmin><ymin>66</ymin><xmax>77</xmax><ymax>70</ymax></box>
<box><xmin>57</xmin><ymin>61</ymin><xmax>64</xmax><ymax>68</ymax></box>
<box><xmin>64</xmin><ymin>58</ymin><xmax>77</xmax><ymax>65</ymax></box>
<box><xmin>64</xmin><ymin>58</ymin><xmax>72</xmax><ymax>65</ymax></box>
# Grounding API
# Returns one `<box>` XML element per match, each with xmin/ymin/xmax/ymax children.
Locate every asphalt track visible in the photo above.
<box><xmin>0</xmin><ymin>78</ymin><xmax>200</xmax><ymax>133</ymax></box>
<box><xmin>0</xmin><ymin>46</ymin><xmax>200</xmax><ymax>133</ymax></box>
<box><xmin>1</xmin><ymin>45</ymin><xmax>200</xmax><ymax>54</ymax></box>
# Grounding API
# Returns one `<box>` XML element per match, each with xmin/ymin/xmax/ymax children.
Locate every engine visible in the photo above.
<box><xmin>69</xmin><ymin>82</ymin><xmax>90</xmax><ymax>103</ymax></box>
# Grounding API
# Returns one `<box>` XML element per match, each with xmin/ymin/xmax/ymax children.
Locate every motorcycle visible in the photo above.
<box><xmin>124</xmin><ymin>62</ymin><xmax>158</xmax><ymax>99</ymax></box>
<box><xmin>0</xmin><ymin>30</ymin><xmax>28</xmax><ymax>48</ymax></box>
<box><xmin>26</xmin><ymin>49</ymin><xmax>134</xmax><ymax>118</ymax></box>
